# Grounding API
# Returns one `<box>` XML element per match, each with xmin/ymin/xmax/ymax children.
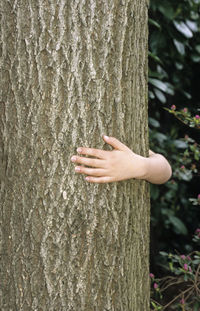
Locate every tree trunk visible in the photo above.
<box><xmin>0</xmin><ymin>1</ymin><xmax>150</xmax><ymax>310</ymax></box>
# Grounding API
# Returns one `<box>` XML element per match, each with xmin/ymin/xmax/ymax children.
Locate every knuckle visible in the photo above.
<box><xmin>75</xmin><ymin>156</ymin><xmax>82</xmax><ymax>165</ymax></box>
<box><xmin>83</xmin><ymin>148</ymin><xmax>88</xmax><ymax>154</ymax></box>
<box><xmin>110</xmin><ymin>136</ymin><xmax>116</xmax><ymax>142</ymax></box>
<box><xmin>109</xmin><ymin>152</ymin><xmax>116</xmax><ymax>161</ymax></box>
<box><xmin>89</xmin><ymin>159</ymin><xmax>95</xmax><ymax>166</ymax></box>
<box><xmin>91</xmin><ymin>149</ymin><xmax>100</xmax><ymax>158</ymax></box>
<box><xmin>86</xmin><ymin>148</ymin><xmax>93</xmax><ymax>156</ymax></box>
<box><xmin>95</xmin><ymin>151</ymin><xmax>101</xmax><ymax>158</ymax></box>
<box><xmin>90</xmin><ymin>149</ymin><xmax>95</xmax><ymax>155</ymax></box>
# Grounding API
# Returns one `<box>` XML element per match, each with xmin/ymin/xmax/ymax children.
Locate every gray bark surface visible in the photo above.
<box><xmin>0</xmin><ymin>1</ymin><xmax>150</xmax><ymax>310</ymax></box>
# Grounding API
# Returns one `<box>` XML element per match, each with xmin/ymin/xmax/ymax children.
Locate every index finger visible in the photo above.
<box><xmin>77</xmin><ymin>147</ymin><xmax>108</xmax><ymax>159</ymax></box>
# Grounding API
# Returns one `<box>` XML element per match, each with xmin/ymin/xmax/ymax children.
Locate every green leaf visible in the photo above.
<box><xmin>154</xmin><ymin>89</ymin><xmax>167</xmax><ymax>104</ymax></box>
<box><xmin>192</xmin><ymin>259</ymin><xmax>200</xmax><ymax>264</ymax></box>
<box><xmin>148</xmin><ymin>52</ymin><xmax>163</xmax><ymax>64</ymax></box>
<box><xmin>159</xmin><ymin>251</ymin><xmax>169</xmax><ymax>257</ymax></box>
<box><xmin>195</xmin><ymin>45</ymin><xmax>200</xmax><ymax>54</ymax></box>
<box><xmin>173</xmin><ymin>39</ymin><xmax>185</xmax><ymax>56</ymax></box>
<box><xmin>191</xmin><ymin>54</ymin><xmax>200</xmax><ymax>62</ymax></box>
<box><xmin>149</xmin><ymin>78</ymin><xmax>167</xmax><ymax>92</ymax></box>
<box><xmin>173</xmin><ymin>140</ymin><xmax>188</xmax><ymax>149</ymax></box>
<box><xmin>149</xmin><ymin>90</ymin><xmax>155</xmax><ymax>99</ymax></box>
<box><xmin>173</xmin><ymin>21</ymin><xmax>193</xmax><ymax>38</ymax></box>
<box><xmin>158</xmin><ymin>3</ymin><xmax>175</xmax><ymax>20</ymax></box>
<box><xmin>175</xmin><ymin>62</ymin><xmax>183</xmax><ymax>70</ymax></box>
<box><xmin>149</xmin><ymin>78</ymin><xmax>174</xmax><ymax>95</ymax></box>
<box><xmin>194</xmin><ymin>302</ymin><xmax>200</xmax><ymax>311</ymax></box>
<box><xmin>168</xmin><ymin>216</ymin><xmax>188</xmax><ymax>235</ymax></box>
<box><xmin>190</xmin><ymin>11</ymin><xmax>199</xmax><ymax>20</ymax></box>
<box><xmin>153</xmin><ymin>132</ymin><xmax>167</xmax><ymax>144</ymax></box>
<box><xmin>194</xmin><ymin>152</ymin><xmax>200</xmax><ymax>161</ymax></box>
<box><xmin>169</xmin><ymin>262</ymin><xmax>173</xmax><ymax>271</ymax></box>
<box><xmin>186</xmin><ymin>20</ymin><xmax>198</xmax><ymax>32</ymax></box>
<box><xmin>149</xmin><ymin>18</ymin><xmax>161</xmax><ymax>29</ymax></box>
<box><xmin>150</xmin><ymin>31</ymin><xmax>166</xmax><ymax>53</ymax></box>
<box><xmin>149</xmin><ymin>117</ymin><xmax>160</xmax><ymax>128</ymax></box>
<box><xmin>178</xmin><ymin>170</ymin><xmax>193</xmax><ymax>181</ymax></box>
<box><xmin>182</xmin><ymin>91</ymin><xmax>192</xmax><ymax>99</ymax></box>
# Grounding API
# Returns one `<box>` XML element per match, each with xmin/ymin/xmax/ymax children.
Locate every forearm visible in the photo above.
<box><xmin>143</xmin><ymin>151</ymin><xmax>172</xmax><ymax>184</ymax></box>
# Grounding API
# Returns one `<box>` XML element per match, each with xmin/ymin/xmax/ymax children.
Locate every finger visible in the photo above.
<box><xmin>75</xmin><ymin>166</ymin><xmax>106</xmax><ymax>177</ymax></box>
<box><xmin>71</xmin><ymin>155</ymin><xmax>105</xmax><ymax>168</ymax></box>
<box><xmin>103</xmin><ymin>135</ymin><xmax>129</xmax><ymax>151</ymax></box>
<box><xmin>149</xmin><ymin>150</ymin><xmax>155</xmax><ymax>157</ymax></box>
<box><xmin>77</xmin><ymin>147</ymin><xmax>108</xmax><ymax>159</ymax></box>
<box><xmin>85</xmin><ymin>176</ymin><xmax>113</xmax><ymax>183</ymax></box>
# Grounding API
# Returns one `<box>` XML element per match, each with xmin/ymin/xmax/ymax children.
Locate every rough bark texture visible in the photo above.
<box><xmin>0</xmin><ymin>1</ymin><xmax>150</xmax><ymax>310</ymax></box>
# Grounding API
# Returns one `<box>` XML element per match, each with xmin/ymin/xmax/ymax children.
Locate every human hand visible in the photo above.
<box><xmin>71</xmin><ymin>136</ymin><xmax>147</xmax><ymax>183</ymax></box>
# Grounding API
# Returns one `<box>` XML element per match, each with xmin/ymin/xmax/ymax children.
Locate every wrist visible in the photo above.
<box><xmin>131</xmin><ymin>154</ymin><xmax>149</xmax><ymax>180</ymax></box>
<box><xmin>141</xmin><ymin>157</ymin><xmax>151</xmax><ymax>181</ymax></box>
<box><xmin>139</xmin><ymin>156</ymin><xmax>150</xmax><ymax>180</ymax></box>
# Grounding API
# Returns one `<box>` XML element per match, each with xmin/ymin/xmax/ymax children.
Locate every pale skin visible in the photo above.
<box><xmin>71</xmin><ymin>135</ymin><xmax>172</xmax><ymax>184</ymax></box>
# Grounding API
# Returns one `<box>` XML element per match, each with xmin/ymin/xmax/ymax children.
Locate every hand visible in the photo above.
<box><xmin>71</xmin><ymin>136</ymin><xmax>147</xmax><ymax>183</ymax></box>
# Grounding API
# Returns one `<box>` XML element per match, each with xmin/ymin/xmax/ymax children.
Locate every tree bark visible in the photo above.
<box><xmin>0</xmin><ymin>1</ymin><xmax>150</xmax><ymax>310</ymax></box>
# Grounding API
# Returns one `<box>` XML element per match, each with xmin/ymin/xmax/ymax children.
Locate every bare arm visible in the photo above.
<box><xmin>145</xmin><ymin>150</ymin><xmax>172</xmax><ymax>184</ymax></box>
<box><xmin>71</xmin><ymin>136</ymin><xmax>172</xmax><ymax>184</ymax></box>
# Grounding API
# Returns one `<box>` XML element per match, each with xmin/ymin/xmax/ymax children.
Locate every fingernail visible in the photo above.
<box><xmin>103</xmin><ymin>135</ymin><xmax>109</xmax><ymax>140</ymax></box>
<box><xmin>75</xmin><ymin>166</ymin><xmax>81</xmax><ymax>172</ymax></box>
<box><xmin>77</xmin><ymin>148</ymin><xmax>82</xmax><ymax>153</ymax></box>
<box><xmin>85</xmin><ymin>176</ymin><xmax>90</xmax><ymax>181</ymax></box>
<box><xmin>71</xmin><ymin>156</ymin><xmax>76</xmax><ymax>162</ymax></box>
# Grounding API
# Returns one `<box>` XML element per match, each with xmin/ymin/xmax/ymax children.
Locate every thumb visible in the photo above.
<box><xmin>103</xmin><ymin>135</ymin><xmax>129</xmax><ymax>151</ymax></box>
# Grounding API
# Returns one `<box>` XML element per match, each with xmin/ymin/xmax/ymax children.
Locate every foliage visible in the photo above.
<box><xmin>149</xmin><ymin>0</ymin><xmax>200</xmax><ymax>259</ymax></box>
<box><xmin>165</xmin><ymin>106</ymin><xmax>200</xmax><ymax>129</ymax></box>
<box><xmin>149</xmin><ymin>0</ymin><xmax>200</xmax><ymax>108</ymax></box>
<box><xmin>148</xmin><ymin>0</ymin><xmax>200</xmax><ymax>308</ymax></box>
<box><xmin>149</xmin><ymin>119</ymin><xmax>200</xmax><ymax>252</ymax></box>
<box><xmin>150</xmin><ymin>230</ymin><xmax>200</xmax><ymax>311</ymax></box>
